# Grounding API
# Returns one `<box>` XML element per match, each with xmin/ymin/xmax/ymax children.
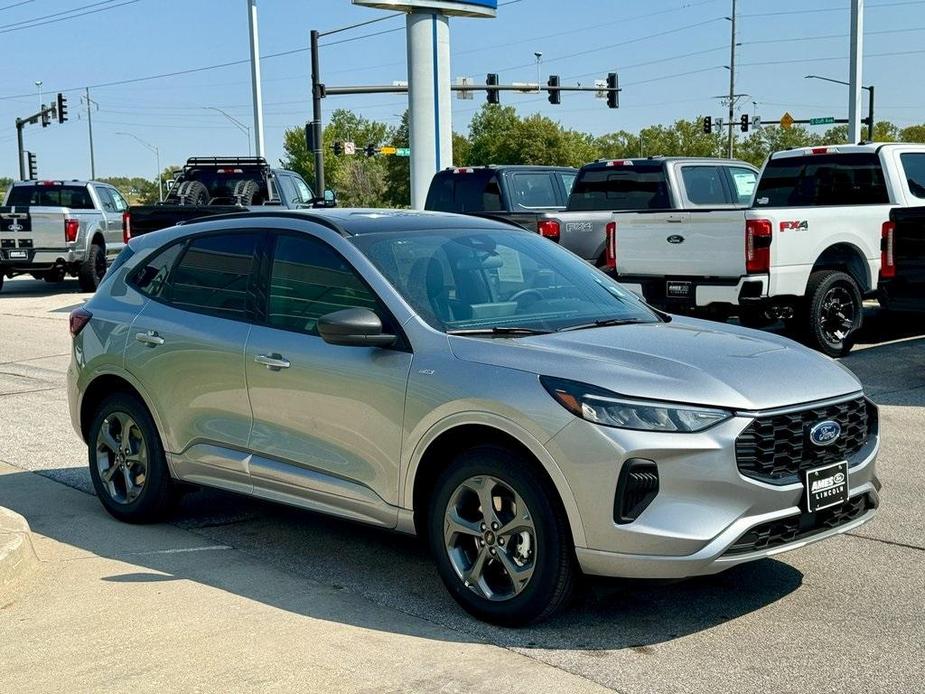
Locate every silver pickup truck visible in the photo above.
<box><xmin>0</xmin><ymin>180</ymin><xmax>128</xmax><ymax>293</ymax></box>
<box><xmin>546</xmin><ymin>157</ymin><xmax>758</xmax><ymax>271</ymax></box>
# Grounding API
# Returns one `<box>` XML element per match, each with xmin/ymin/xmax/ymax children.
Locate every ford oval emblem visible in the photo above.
<box><xmin>809</xmin><ymin>420</ymin><xmax>841</xmax><ymax>447</ymax></box>
<box><xmin>667</xmin><ymin>235</ymin><xmax>684</xmax><ymax>244</ymax></box>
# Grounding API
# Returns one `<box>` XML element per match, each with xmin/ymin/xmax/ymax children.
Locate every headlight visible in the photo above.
<box><xmin>540</xmin><ymin>376</ymin><xmax>731</xmax><ymax>433</ymax></box>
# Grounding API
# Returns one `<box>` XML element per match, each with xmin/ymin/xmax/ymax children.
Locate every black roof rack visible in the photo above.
<box><xmin>185</xmin><ymin>156</ymin><xmax>269</xmax><ymax>169</ymax></box>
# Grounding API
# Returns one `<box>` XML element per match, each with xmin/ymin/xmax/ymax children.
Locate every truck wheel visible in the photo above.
<box><xmin>78</xmin><ymin>242</ymin><xmax>106</xmax><ymax>292</ymax></box>
<box><xmin>175</xmin><ymin>180</ymin><xmax>209</xmax><ymax>206</ymax></box>
<box><xmin>427</xmin><ymin>444</ymin><xmax>577</xmax><ymax>626</ymax></box>
<box><xmin>233</xmin><ymin>179</ymin><xmax>260</xmax><ymax>206</ymax></box>
<box><xmin>803</xmin><ymin>270</ymin><xmax>863</xmax><ymax>357</ymax></box>
<box><xmin>44</xmin><ymin>267</ymin><xmax>65</xmax><ymax>283</ymax></box>
<box><xmin>0</xmin><ymin>275</ymin><xmax>4</xmax><ymax>293</ymax></box>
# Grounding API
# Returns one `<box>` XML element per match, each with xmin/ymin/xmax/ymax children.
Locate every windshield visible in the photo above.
<box><xmin>568</xmin><ymin>162</ymin><xmax>670</xmax><ymax>211</ymax></box>
<box><xmin>351</xmin><ymin>228</ymin><xmax>659</xmax><ymax>333</ymax></box>
<box><xmin>755</xmin><ymin>153</ymin><xmax>888</xmax><ymax>207</ymax></box>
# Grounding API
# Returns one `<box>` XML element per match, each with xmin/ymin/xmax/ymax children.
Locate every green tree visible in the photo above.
<box><xmin>735</xmin><ymin>125</ymin><xmax>822</xmax><ymax>167</ymax></box>
<box><xmin>900</xmin><ymin>124</ymin><xmax>925</xmax><ymax>142</ymax></box>
<box><xmin>0</xmin><ymin>176</ymin><xmax>13</xmax><ymax>200</ymax></box>
<box><xmin>384</xmin><ymin>111</ymin><xmax>410</xmax><ymax>207</ymax></box>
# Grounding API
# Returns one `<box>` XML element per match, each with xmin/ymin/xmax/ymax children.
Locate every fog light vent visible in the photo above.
<box><xmin>614</xmin><ymin>459</ymin><xmax>659</xmax><ymax>525</ymax></box>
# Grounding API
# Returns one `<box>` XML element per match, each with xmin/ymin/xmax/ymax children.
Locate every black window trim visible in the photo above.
<box><xmin>257</xmin><ymin>229</ymin><xmax>412</xmax><ymax>352</ymax></box>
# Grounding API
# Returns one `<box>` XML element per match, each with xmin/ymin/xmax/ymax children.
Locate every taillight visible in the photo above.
<box><xmin>745</xmin><ymin>219</ymin><xmax>772</xmax><ymax>274</ymax></box>
<box><xmin>881</xmin><ymin>221</ymin><xmax>896</xmax><ymax>279</ymax></box>
<box><xmin>122</xmin><ymin>211</ymin><xmax>132</xmax><ymax>244</ymax></box>
<box><xmin>69</xmin><ymin>308</ymin><xmax>92</xmax><ymax>337</ymax></box>
<box><xmin>537</xmin><ymin>219</ymin><xmax>560</xmax><ymax>242</ymax></box>
<box><xmin>64</xmin><ymin>218</ymin><xmax>79</xmax><ymax>243</ymax></box>
<box><xmin>605</xmin><ymin>221</ymin><xmax>617</xmax><ymax>270</ymax></box>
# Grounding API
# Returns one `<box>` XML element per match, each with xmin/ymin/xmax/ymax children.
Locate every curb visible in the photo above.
<box><xmin>0</xmin><ymin>506</ymin><xmax>37</xmax><ymax>593</ymax></box>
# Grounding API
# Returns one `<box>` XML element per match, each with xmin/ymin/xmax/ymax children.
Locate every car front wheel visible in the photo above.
<box><xmin>427</xmin><ymin>445</ymin><xmax>577</xmax><ymax>625</ymax></box>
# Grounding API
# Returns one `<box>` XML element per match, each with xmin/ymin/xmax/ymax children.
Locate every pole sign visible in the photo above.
<box><xmin>809</xmin><ymin>116</ymin><xmax>836</xmax><ymax>125</ymax></box>
<box><xmin>396</xmin><ymin>148</ymin><xmax>411</xmax><ymax>157</ymax></box>
<box><xmin>352</xmin><ymin>0</ymin><xmax>496</xmax><ymax>17</ymax></box>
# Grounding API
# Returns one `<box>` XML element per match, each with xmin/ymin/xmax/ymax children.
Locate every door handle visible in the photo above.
<box><xmin>134</xmin><ymin>330</ymin><xmax>165</xmax><ymax>347</ymax></box>
<box><xmin>666</xmin><ymin>216</ymin><xmax>686</xmax><ymax>223</ymax></box>
<box><xmin>255</xmin><ymin>353</ymin><xmax>291</xmax><ymax>370</ymax></box>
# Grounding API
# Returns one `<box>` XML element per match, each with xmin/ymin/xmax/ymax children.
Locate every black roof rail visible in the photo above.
<box><xmin>182</xmin><ymin>209</ymin><xmax>351</xmax><ymax>237</ymax></box>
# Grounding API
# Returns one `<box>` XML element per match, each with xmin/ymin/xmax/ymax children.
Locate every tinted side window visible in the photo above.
<box><xmin>755</xmin><ymin>153</ymin><xmax>888</xmax><ymax>207</ymax></box>
<box><xmin>95</xmin><ymin>186</ymin><xmax>116</xmax><ymax>212</ymax></box>
<box><xmin>680</xmin><ymin>166</ymin><xmax>728</xmax><ymax>206</ymax></box>
<box><xmin>425</xmin><ymin>173</ymin><xmax>502</xmax><ymax>213</ymax></box>
<box><xmin>131</xmin><ymin>243</ymin><xmax>184</xmax><ymax>298</ymax></box>
<box><xmin>510</xmin><ymin>173</ymin><xmax>558</xmax><ymax>209</ymax></box>
<box><xmin>268</xmin><ymin>235</ymin><xmax>379</xmax><ymax>336</ymax></box>
<box><xmin>168</xmin><ymin>233</ymin><xmax>261</xmax><ymax>320</ymax></box>
<box><xmin>900</xmin><ymin>153</ymin><xmax>925</xmax><ymax>199</ymax></box>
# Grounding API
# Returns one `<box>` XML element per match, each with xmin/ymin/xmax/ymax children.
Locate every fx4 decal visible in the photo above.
<box><xmin>780</xmin><ymin>220</ymin><xmax>809</xmax><ymax>232</ymax></box>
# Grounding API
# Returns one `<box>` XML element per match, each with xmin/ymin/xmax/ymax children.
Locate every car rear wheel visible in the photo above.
<box><xmin>78</xmin><ymin>242</ymin><xmax>106</xmax><ymax>292</ymax></box>
<box><xmin>87</xmin><ymin>393</ymin><xmax>174</xmax><ymax>523</ymax></box>
<box><xmin>802</xmin><ymin>270</ymin><xmax>863</xmax><ymax>357</ymax></box>
<box><xmin>427</xmin><ymin>445</ymin><xmax>577</xmax><ymax>625</ymax></box>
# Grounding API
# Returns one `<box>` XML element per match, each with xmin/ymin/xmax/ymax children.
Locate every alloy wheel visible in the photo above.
<box><xmin>95</xmin><ymin>411</ymin><xmax>148</xmax><ymax>504</ymax></box>
<box><xmin>819</xmin><ymin>285</ymin><xmax>857</xmax><ymax>346</ymax></box>
<box><xmin>443</xmin><ymin>474</ymin><xmax>537</xmax><ymax>601</ymax></box>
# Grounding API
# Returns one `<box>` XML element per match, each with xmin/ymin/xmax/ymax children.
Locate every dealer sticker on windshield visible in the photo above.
<box><xmin>805</xmin><ymin>461</ymin><xmax>849</xmax><ymax>513</ymax></box>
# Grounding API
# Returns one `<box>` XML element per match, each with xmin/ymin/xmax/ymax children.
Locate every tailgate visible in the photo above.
<box><xmin>616</xmin><ymin>210</ymin><xmax>746</xmax><ymax>277</ymax></box>
<box><xmin>0</xmin><ymin>206</ymin><xmax>68</xmax><ymax>258</ymax></box>
<box><xmin>551</xmin><ymin>212</ymin><xmax>609</xmax><ymax>262</ymax></box>
<box><xmin>128</xmin><ymin>204</ymin><xmax>244</xmax><ymax>236</ymax></box>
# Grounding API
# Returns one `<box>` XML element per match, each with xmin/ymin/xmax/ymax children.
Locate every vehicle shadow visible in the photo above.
<box><xmin>0</xmin><ymin>276</ymin><xmax>86</xmax><ymax>298</ymax></box>
<box><xmin>0</xmin><ymin>468</ymin><xmax>804</xmax><ymax>650</ymax></box>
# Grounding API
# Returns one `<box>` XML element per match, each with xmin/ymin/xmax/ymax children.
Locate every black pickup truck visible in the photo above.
<box><xmin>124</xmin><ymin>157</ymin><xmax>333</xmax><ymax>238</ymax></box>
<box><xmin>424</xmin><ymin>165</ymin><xmax>576</xmax><ymax>241</ymax></box>
<box><xmin>879</xmin><ymin>207</ymin><xmax>925</xmax><ymax>312</ymax></box>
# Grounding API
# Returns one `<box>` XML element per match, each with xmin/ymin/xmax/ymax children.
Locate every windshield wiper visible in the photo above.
<box><xmin>557</xmin><ymin>318</ymin><xmax>647</xmax><ymax>332</ymax></box>
<box><xmin>446</xmin><ymin>327</ymin><xmax>551</xmax><ymax>337</ymax></box>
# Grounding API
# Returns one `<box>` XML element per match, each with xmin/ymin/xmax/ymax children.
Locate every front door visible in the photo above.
<box><xmin>244</xmin><ymin>231</ymin><xmax>412</xmax><ymax>524</ymax></box>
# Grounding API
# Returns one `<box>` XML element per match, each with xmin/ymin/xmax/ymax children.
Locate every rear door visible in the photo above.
<box><xmin>124</xmin><ymin>230</ymin><xmax>262</xmax><ymax>494</ymax></box>
<box><xmin>893</xmin><ymin>153</ymin><xmax>925</xmax><ymax>304</ymax></box>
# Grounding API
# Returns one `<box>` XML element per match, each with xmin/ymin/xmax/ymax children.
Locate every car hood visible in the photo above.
<box><xmin>448</xmin><ymin>316</ymin><xmax>862</xmax><ymax>411</ymax></box>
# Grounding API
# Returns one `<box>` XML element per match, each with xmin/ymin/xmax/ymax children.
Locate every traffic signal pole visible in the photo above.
<box><xmin>310</xmin><ymin>29</ymin><xmax>325</xmax><ymax>193</ymax></box>
<box><xmin>16</xmin><ymin>119</ymin><xmax>25</xmax><ymax>179</ymax></box>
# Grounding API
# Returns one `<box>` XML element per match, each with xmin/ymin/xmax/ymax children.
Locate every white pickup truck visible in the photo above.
<box><xmin>614</xmin><ymin>143</ymin><xmax>925</xmax><ymax>356</ymax></box>
<box><xmin>0</xmin><ymin>180</ymin><xmax>128</xmax><ymax>293</ymax></box>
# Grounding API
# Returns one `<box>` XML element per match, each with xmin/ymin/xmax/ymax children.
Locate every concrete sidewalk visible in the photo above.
<box><xmin>0</xmin><ymin>462</ymin><xmax>606</xmax><ymax>694</ymax></box>
<box><xmin>0</xmin><ymin>504</ymin><xmax>36</xmax><ymax>591</ymax></box>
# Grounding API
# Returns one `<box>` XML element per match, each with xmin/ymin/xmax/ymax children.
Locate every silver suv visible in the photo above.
<box><xmin>67</xmin><ymin>209</ymin><xmax>880</xmax><ymax>625</ymax></box>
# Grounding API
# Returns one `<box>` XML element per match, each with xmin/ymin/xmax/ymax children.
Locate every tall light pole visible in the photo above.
<box><xmin>246</xmin><ymin>0</ymin><xmax>266</xmax><ymax>158</ymax></box>
<box><xmin>805</xmin><ymin>75</ymin><xmax>875</xmax><ymax>141</ymax></box>
<box><xmin>848</xmin><ymin>0</ymin><xmax>864</xmax><ymax>143</ymax></box>
<box><xmin>534</xmin><ymin>51</ymin><xmax>543</xmax><ymax>92</ymax></box>
<box><xmin>116</xmin><ymin>132</ymin><xmax>162</xmax><ymax>202</ymax></box>
<box><xmin>34</xmin><ymin>80</ymin><xmax>43</xmax><ymax>110</ymax></box>
<box><xmin>204</xmin><ymin>107</ymin><xmax>252</xmax><ymax>155</ymax></box>
<box><xmin>726</xmin><ymin>0</ymin><xmax>738</xmax><ymax>158</ymax></box>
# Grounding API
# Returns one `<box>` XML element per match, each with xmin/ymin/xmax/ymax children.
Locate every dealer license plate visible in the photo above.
<box><xmin>805</xmin><ymin>461</ymin><xmax>849</xmax><ymax>513</ymax></box>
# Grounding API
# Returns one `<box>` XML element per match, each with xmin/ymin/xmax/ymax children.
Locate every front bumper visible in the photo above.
<box><xmin>545</xmin><ymin>398</ymin><xmax>880</xmax><ymax>579</ymax></box>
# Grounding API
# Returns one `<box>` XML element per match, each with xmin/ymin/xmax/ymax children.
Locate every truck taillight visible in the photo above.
<box><xmin>69</xmin><ymin>308</ymin><xmax>92</xmax><ymax>337</ymax></box>
<box><xmin>745</xmin><ymin>219</ymin><xmax>772</xmax><ymax>274</ymax></box>
<box><xmin>605</xmin><ymin>221</ymin><xmax>617</xmax><ymax>270</ymax></box>
<box><xmin>881</xmin><ymin>221</ymin><xmax>896</xmax><ymax>279</ymax></box>
<box><xmin>123</xmin><ymin>211</ymin><xmax>132</xmax><ymax>244</ymax></box>
<box><xmin>64</xmin><ymin>218</ymin><xmax>79</xmax><ymax>243</ymax></box>
<box><xmin>537</xmin><ymin>219</ymin><xmax>560</xmax><ymax>242</ymax></box>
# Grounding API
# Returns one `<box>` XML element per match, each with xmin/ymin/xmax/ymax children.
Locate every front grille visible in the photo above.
<box><xmin>735</xmin><ymin>397</ymin><xmax>872</xmax><ymax>484</ymax></box>
<box><xmin>724</xmin><ymin>493</ymin><xmax>875</xmax><ymax>556</ymax></box>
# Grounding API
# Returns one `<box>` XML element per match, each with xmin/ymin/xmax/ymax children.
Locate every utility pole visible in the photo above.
<box><xmin>247</xmin><ymin>0</ymin><xmax>266</xmax><ymax>157</ymax></box>
<box><xmin>848</xmin><ymin>0</ymin><xmax>864</xmax><ymax>142</ymax></box>
<box><xmin>16</xmin><ymin>119</ymin><xmax>25</xmax><ymax>179</ymax></box>
<box><xmin>727</xmin><ymin>0</ymin><xmax>737</xmax><ymax>158</ymax></box>
<box><xmin>310</xmin><ymin>28</ymin><xmax>325</xmax><ymax>192</ymax></box>
<box><xmin>84</xmin><ymin>87</ymin><xmax>96</xmax><ymax>180</ymax></box>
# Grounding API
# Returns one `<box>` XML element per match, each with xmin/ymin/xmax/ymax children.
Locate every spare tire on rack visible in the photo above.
<box><xmin>232</xmin><ymin>179</ymin><xmax>260</xmax><ymax>206</ymax></box>
<box><xmin>171</xmin><ymin>180</ymin><xmax>209</xmax><ymax>206</ymax></box>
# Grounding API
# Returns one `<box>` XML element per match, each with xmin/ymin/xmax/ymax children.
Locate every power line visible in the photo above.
<box><xmin>0</xmin><ymin>0</ymin><xmax>35</xmax><ymax>12</ymax></box>
<box><xmin>0</xmin><ymin>0</ymin><xmax>124</xmax><ymax>29</ymax></box>
<box><xmin>0</xmin><ymin>0</ymin><xmax>141</xmax><ymax>35</ymax></box>
<box><xmin>740</xmin><ymin>0</ymin><xmax>925</xmax><ymax>18</ymax></box>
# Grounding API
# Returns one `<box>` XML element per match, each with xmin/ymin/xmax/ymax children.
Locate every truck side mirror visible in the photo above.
<box><xmin>323</xmin><ymin>189</ymin><xmax>336</xmax><ymax>207</ymax></box>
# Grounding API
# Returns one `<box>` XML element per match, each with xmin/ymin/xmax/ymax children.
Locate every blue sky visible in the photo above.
<box><xmin>2</xmin><ymin>0</ymin><xmax>923</xmax><ymax>180</ymax></box>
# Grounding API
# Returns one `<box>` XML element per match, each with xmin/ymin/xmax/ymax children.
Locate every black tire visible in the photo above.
<box><xmin>0</xmin><ymin>274</ymin><xmax>4</xmax><ymax>292</ymax></box>
<box><xmin>87</xmin><ymin>392</ymin><xmax>174</xmax><ymax>524</ymax></box>
<box><xmin>174</xmin><ymin>180</ymin><xmax>209</xmax><ymax>206</ymax></box>
<box><xmin>78</xmin><ymin>242</ymin><xmax>106</xmax><ymax>292</ymax></box>
<box><xmin>427</xmin><ymin>445</ymin><xmax>577</xmax><ymax>626</ymax></box>
<box><xmin>802</xmin><ymin>270</ymin><xmax>863</xmax><ymax>357</ymax></box>
<box><xmin>233</xmin><ymin>179</ymin><xmax>260</xmax><ymax>206</ymax></box>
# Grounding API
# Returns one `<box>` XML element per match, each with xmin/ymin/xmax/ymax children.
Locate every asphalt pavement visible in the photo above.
<box><xmin>1</xmin><ymin>276</ymin><xmax>923</xmax><ymax>693</ymax></box>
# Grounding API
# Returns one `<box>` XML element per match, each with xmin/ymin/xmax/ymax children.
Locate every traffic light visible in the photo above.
<box><xmin>703</xmin><ymin>116</ymin><xmax>713</xmax><ymax>134</ymax></box>
<box><xmin>332</xmin><ymin>141</ymin><xmax>343</xmax><ymax>156</ymax></box>
<box><xmin>547</xmin><ymin>75</ymin><xmax>561</xmax><ymax>105</ymax></box>
<box><xmin>606</xmin><ymin>72</ymin><xmax>619</xmax><ymax>109</ymax></box>
<box><xmin>56</xmin><ymin>93</ymin><xmax>68</xmax><ymax>123</ymax></box>
<box><xmin>26</xmin><ymin>152</ymin><xmax>37</xmax><ymax>179</ymax></box>
<box><xmin>740</xmin><ymin>114</ymin><xmax>749</xmax><ymax>133</ymax></box>
<box><xmin>364</xmin><ymin>144</ymin><xmax>377</xmax><ymax>158</ymax></box>
<box><xmin>486</xmin><ymin>73</ymin><xmax>500</xmax><ymax>105</ymax></box>
<box><xmin>41</xmin><ymin>107</ymin><xmax>50</xmax><ymax>128</ymax></box>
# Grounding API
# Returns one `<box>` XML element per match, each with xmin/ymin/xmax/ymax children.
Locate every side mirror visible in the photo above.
<box><xmin>317</xmin><ymin>307</ymin><xmax>396</xmax><ymax>348</ymax></box>
<box><xmin>323</xmin><ymin>188</ymin><xmax>336</xmax><ymax>207</ymax></box>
